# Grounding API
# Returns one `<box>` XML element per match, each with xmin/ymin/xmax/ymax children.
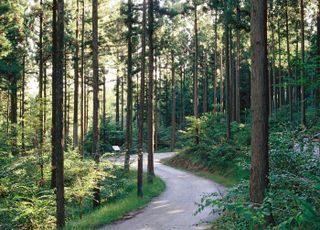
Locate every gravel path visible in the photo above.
<box><xmin>100</xmin><ymin>152</ymin><xmax>225</xmax><ymax>230</ymax></box>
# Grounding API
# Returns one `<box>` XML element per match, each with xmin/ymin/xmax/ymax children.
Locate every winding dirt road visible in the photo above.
<box><xmin>100</xmin><ymin>152</ymin><xmax>225</xmax><ymax>230</ymax></box>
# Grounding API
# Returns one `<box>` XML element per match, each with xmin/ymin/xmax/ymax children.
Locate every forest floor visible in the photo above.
<box><xmin>101</xmin><ymin>152</ymin><xmax>225</xmax><ymax>230</ymax></box>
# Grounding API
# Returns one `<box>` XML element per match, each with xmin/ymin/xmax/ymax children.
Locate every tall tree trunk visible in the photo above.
<box><xmin>138</xmin><ymin>0</ymin><xmax>147</xmax><ymax>197</ymax></box>
<box><xmin>224</xmin><ymin>1</ymin><xmax>231</xmax><ymax>141</ymax></box>
<box><xmin>51</xmin><ymin>0</ymin><xmax>57</xmax><ymax>189</ymax></box>
<box><xmin>193</xmin><ymin>4</ymin><xmax>199</xmax><ymax>118</ymax></box>
<box><xmin>116</xmin><ymin>51</ymin><xmax>120</xmax><ymax>126</ymax></box>
<box><xmin>124</xmin><ymin>0</ymin><xmax>133</xmax><ymax>172</ymax></box>
<box><xmin>147</xmin><ymin>0</ymin><xmax>155</xmax><ymax>183</ymax></box>
<box><xmin>121</xmin><ymin>75</ymin><xmax>124</xmax><ymax>131</ymax></box>
<box><xmin>250</xmin><ymin>0</ymin><xmax>271</xmax><ymax>225</ymax></box>
<box><xmin>180</xmin><ymin>65</ymin><xmax>184</xmax><ymax>128</ymax></box>
<box><xmin>213</xmin><ymin>11</ymin><xmax>218</xmax><ymax>113</ymax></box>
<box><xmin>317</xmin><ymin>0</ymin><xmax>320</xmax><ymax>111</ymax></box>
<box><xmin>270</xmin><ymin>0</ymin><xmax>276</xmax><ymax>112</ymax></box>
<box><xmin>64</xmin><ymin>47</ymin><xmax>68</xmax><ymax>149</ymax></box>
<box><xmin>80</xmin><ymin>0</ymin><xmax>85</xmax><ymax>159</ymax></box>
<box><xmin>229</xmin><ymin>29</ymin><xmax>235</xmax><ymax>122</ymax></box>
<box><xmin>235</xmin><ymin>4</ymin><xmax>241</xmax><ymax>122</ymax></box>
<box><xmin>52</xmin><ymin>0</ymin><xmax>65</xmax><ymax>226</ymax></box>
<box><xmin>39</xmin><ymin>0</ymin><xmax>44</xmax><ymax>147</ymax></box>
<box><xmin>220</xmin><ymin>49</ymin><xmax>224</xmax><ymax>113</ymax></box>
<box><xmin>278</xmin><ymin>21</ymin><xmax>283</xmax><ymax>109</ymax></box>
<box><xmin>73</xmin><ymin>0</ymin><xmax>80</xmax><ymax>148</ymax></box>
<box><xmin>170</xmin><ymin>51</ymin><xmax>176</xmax><ymax>151</ymax></box>
<box><xmin>300</xmin><ymin>0</ymin><xmax>306</xmax><ymax>128</ymax></box>
<box><xmin>202</xmin><ymin>56</ymin><xmax>208</xmax><ymax>113</ymax></box>
<box><xmin>285</xmin><ymin>0</ymin><xmax>293</xmax><ymax>125</ymax></box>
<box><xmin>21</xmin><ymin>54</ymin><xmax>25</xmax><ymax>152</ymax></box>
<box><xmin>92</xmin><ymin>0</ymin><xmax>100</xmax><ymax>207</ymax></box>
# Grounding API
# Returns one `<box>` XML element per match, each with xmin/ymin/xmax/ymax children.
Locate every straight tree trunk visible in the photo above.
<box><xmin>137</xmin><ymin>0</ymin><xmax>147</xmax><ymax>197</ymax></box>
<box><xmin>92</xmin><ymin>0</ymin><xmax>100</xmax><ymax>207</ymax></box>
<box><xmin>51</xmin><ymin>0</ymin><xmax>57</xmax><ymax>189</ymax></box>
<box><xmin>224</xmin><ymin>1</ymin><xmax>231</xmax><ymax>141</ymax></box>
<box><xmin>317</xmin><ymin>1</ymin><xmax>320</xmax><ymax>110</ymax></box>
<box><xmin>80</xmin><ymin>0</ymin><xmax>85</xmax><ymax>159</ymax></box>
<box><xmin>64</xmin><ymin>48</ymin><xmax>68</xmax><ymax>149</ymax></box>
<box><xmin>73</xmin><ymin>0</ymin><xmax>80</xmax><ymax>148</ymax></box>
<box><xmin>300</xmin><ymin>0</ymin><xmax>306</xmax><ymax>128</ymax></box>
<box><xmin>124</xmin><ymin>0</ymin><xmax>133</xmax><ymax>172</ymax></box>
<box><xmin>147</xmin><ymin>0</ymin><xmax>155</xmax><ymax>182</ymax></box>
<box><xmin>116</xmin><ymin>52</ymin><xmax>120</xmax><ymax>126</ymax></box>
<box><xmin>235</xmin><ymin>4</ymin><xmax>241</xmax><ymax>122</ymax></box>
<box><xmin>170</xmin><ymin>51</ymin><xmax>176</xmax><ymax>151</ymax></box>
<box><xmin>52</xmin><ymin>0</ymin><xmax>65</xmax><ymax>227</ymax></box>
<box><xmin>278</xmin><ymin>21</ymin><xmax>283</xmax><ymax>109</ymax></box>
<box><xmin>285</xmin><ymin>0</ymin><xmax>293</xmax><ymax>125</ymax></box>
<box><xmin>21</xmin><ymin>53</ymin><xmax>25</xmax><ymax>152</ymax></box>
<box><xmin>213</xmin><ymin>11</ymin><xmax>218</xmax><ymax>113</ymax></box>
<box><xmin>193</xmin><ymin>4</ymin><xmax>199</xmax><ymax>118</ymax></box>
<box><xmin>39</xmin><ymin>0</ymin><xmax>44</xmax><ymax>147</ymax></box>
<box><xmin>220</xmin><ymin>49</ymin><xmax>224</xmax><ymax>113</ymax></box>
<box><xmin>270</xmin><ymin>1</ymin><xmax>276</xmax><ymax>112</ymax></box>
<box><xmin>250</xmin><ymin>0</ymin><xmax>270</xmax><ymax>224</ymax></box>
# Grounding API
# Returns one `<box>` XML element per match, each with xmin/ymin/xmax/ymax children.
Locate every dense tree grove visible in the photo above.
<box><xmin>0</xmin><ymin>0</ymin><xmax>319</xmax><ymax>229</ymax></box>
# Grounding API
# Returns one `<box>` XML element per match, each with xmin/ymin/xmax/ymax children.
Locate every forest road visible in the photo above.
<box><xmin>100</xmin><ymin>152</ymin><xmax>226</xmax><ymax>230</ymax></box>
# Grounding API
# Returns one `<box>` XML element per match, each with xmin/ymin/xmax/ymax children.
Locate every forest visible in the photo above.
<box><xmin>0</xmin><ymin>0</ymin><xmax>319</xmax><ymax>229</ymax></box>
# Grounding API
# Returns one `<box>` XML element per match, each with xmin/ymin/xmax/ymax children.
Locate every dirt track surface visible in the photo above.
<box><xmin>100</xmin><ymin>152</ymin><xmax>225</xmax><ymax>230</ymax></box>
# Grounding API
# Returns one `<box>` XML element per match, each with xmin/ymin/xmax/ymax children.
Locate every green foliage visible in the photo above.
<box><xmin>84</xmin><ymin>116</ymin><xmax>125</xmax><ymax>155</ymax></box>
<box><xmin>0</xmin><ymin>147</ymin><xmax>134</xmax><ymax>229</ymax></box>
<box><xmin>198</xmin><ymin>115</ymin><xmax>320</xmax><ymax>229</ymax></box>
<box><xmin>181</xmin><ymin>112</ymin><xmax>250</xmax><ymax>172</ymax></box>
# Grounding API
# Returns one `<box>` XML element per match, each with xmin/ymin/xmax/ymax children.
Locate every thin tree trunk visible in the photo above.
<box><xmin>278</xmin><ymin>21</ymin><xmax>283</xmax><ymax>109</ymax></box>
<box><xmin>224</xmin><ymin>1</ymin><xmax>231</xmax><ymax>141</ymax></box>
<box><xmin>235</xmin><ymin>4</ymin><xmax>241</xmax><ymax>122</ymax></box>
<box><xmin>92</xmin><ymin>0</ymin><xmax>100</xmax><ymax>207</ymax></box>
<box><xmin>193</xmin><ymin>4</ymin><xmax>199</xmax><ymax>118</ymax></box>
<box><xmin>137</xmin><ymin>0</ymin><xmax>147</xmax><ymax>197</ymax></box>
<box><xmin>300</xmin><ymin>0</ymin><xmax>306</xmax><ymax>128</ymax></box>
<box><xmin>170</xmin><ymin>51</ymin><xmax>176</xmax><ymax>151</ymax></box>
<box><xmin>147</xmin><ymin>0</ymin><xmax>155</xmax><ymax>183</ymax></box>
<box><xmin>73</xmin><ymin>0</ymin><xmax>80</xmax><ymax>148</ymax></box>
<box><xmin>21</xmin><ymin>54</ymin><xmax>25</xmax><ymax>152</ymax></box>
<box><xmin>220</xmin><ymin>49</ymin><xmax>224</xmax><ymax>113</ymax></box>
<box><xmin>213</xmin><ymin>11</ymin><xmax>218</xmax><ymax>113</ymax></box>
<box><xmin>124</xmin><ymin>0</ymin><xmax>133</xmax><ymax>172</ymax></box>
<box><xmin>116</xmin><ymin>51</ymin><xmax>120</xmax><ymax>126</ymax></box>
<box><xmin>317</xmin><ymin>1</ymin><xmax>320</xmax><ymax>111</ymax></box>
<box><xmin>80</xmin><ymin>0</ymin><xmax>85</xmax><ymax>159</ymax></box>
<box><xmin>39</xmin><ymin>0</ymin><xmax>44</xmax><ymax>147</ymax></box>
<box><xmin>285</xmin><ymin>0</ymin><xmax>293</xmax><ymax>125</ymax></box>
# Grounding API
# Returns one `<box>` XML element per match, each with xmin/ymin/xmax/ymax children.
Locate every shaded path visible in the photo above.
<box><xmin>101</xmin><ymin>152</ymin><xmax>225</xmax><ymax>230</ymax></box>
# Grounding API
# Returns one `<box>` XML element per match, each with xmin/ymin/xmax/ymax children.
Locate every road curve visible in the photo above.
<box><xmin>100</xmin><ymin>152</ymin><xmax>225</xmax><ymax>230</ymax></box>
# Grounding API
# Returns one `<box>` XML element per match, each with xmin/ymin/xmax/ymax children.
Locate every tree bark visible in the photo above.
<box><xmin>137</xmin><ymin>0</ymin><xmax>147</xmax><ymax>197</ymax></box>
<box><xmin>213</xmin><ymin>11</ymin><xmax>218</xmax><ymax>113</ymax></box>
<box><xmin>224</xmin><ymin>1</ymin><xmax>231</xmax><ymax>141</ymax></box>
<box><xmin>193</xmin><ymin>4</ymin><xmax>199</xmax><ymax>118</ymax></box>
<box><xmin>92</xmin><ymin>0</ymin><xmax>100</xmax><ymax>207</ymax></box>
<box><xmin>300</xmin><ymin>0</ymin><xmax>306</xmax><ymax>128</ymax></box>
<box><xmin>124</xmin><ymin>0</ymin><xmax>133</xmax><ymax>172</ymax></box>
<box><xmin>80</xmin><ymin>0</ymin><xmax>85</xmax><ymax>159</ymax></box>
<box><xmin>147</xmin><ymin>0</ymin><xmax>155</xmax><ymax>183</ymax></box>
<box><xmin>170</xmin><ymin>51</ymin><xmax>176</xmax><ymax>151</ymax></box>
<box><xmin>285</xmin><ymin>0</ymin><xmax>293</xmax><ymax>125</ymax></box>
<box><xmin>235</xmin><ymin>4</ymin><xmax>241</xmax><ymax>122</ymax></box>
<box><xmin>220</xmin><ymin>48</ymin><xmax>224</xmax><ymax>113</ymax></box>
<box><xmin>250</xmin><ymin>0</ymin><xmax>269</xmax><ymax>215</ymax></box>
<box><xmin>73</xmin><ymin>0</ymin><xmax>80</xmax><ymax>148</ymax></box>
<box><xmin>52</xmin><ymin>0</ymin><xmax>65</xmax><ymax>227</ymax></box>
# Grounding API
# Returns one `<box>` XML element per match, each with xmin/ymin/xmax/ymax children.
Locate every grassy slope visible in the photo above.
<box><xmin>65</xmin><ymin>173</ymin><xmax>165</xmax><ymax>230</ymax></box>
<box><xmin>162</xmin><ymin>152</ymin><xmax>248</xmax><ymax>188</ymax></box>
